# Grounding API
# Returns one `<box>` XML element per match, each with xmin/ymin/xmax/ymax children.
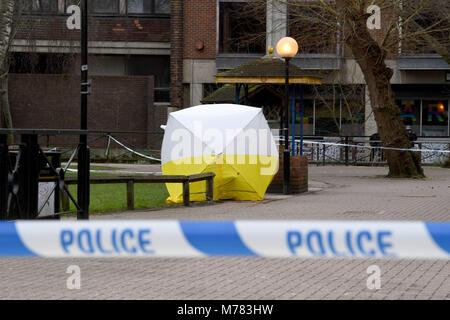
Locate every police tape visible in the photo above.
<box><xmin>275</xmin><ymin>136</ymin><xmax>450</xmax><ymax>154</ymax></box>
<box><xmin>0</xmin><ymin>221</ymin><xmax>449</xmax><ymax>259</ymax></box>
<box><xmin>107</xmin><ymin>135</ymin><xmax>161</xmax><ymax>162</ymax></box>
<box><xmin>66</xmin><ymin>168</ymin><xmax>162</xmax><ymax>175</ymax></box>
<box><xmin>303</xmin><ymin>140</ymin><xmax>450</xmax><ymax>154</ymax></box>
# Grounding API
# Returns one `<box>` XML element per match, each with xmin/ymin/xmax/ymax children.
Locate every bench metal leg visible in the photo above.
<box><xmin>183</xmin><ymin>181</ymin><xmax>190</xmax><ymax>206</ymax></box>
<box><xmin>206</xmin><ymin>177</ymin><xmax>214</xmax><ymax>202</ymax></box>
<box><xmin>127</xmin><ymin>180</ymin><xmax>134</xmax><ymax>210</ymax></box>
<box><xmin>61</xmin><ymin>189</ymin><xmax>70</xmax><ymax>212</ymax></box>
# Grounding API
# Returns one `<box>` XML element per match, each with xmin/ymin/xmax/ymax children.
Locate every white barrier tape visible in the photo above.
<box><xmin>66</xmin><ymin>168</ymin><xmax>162</xmax><ymax>175</ymax></box>
<box><xmin>303</xmin><ymin>140</ymin><xmax>450</xmax><ymax>154</ymax></box>
<box><xmin>275</xmin><ymin>136</ymin><xmax>450</xmax><ymax>154</ymax></box>
<box><xmin>0</xmin><ymin>221</ymin><xmax>448</xmax><ymax>259</ymax></box>
<box><xmin>108</xmin><ymin>135</ymin><xmax>161</xmax><ymax>162</ymax></box>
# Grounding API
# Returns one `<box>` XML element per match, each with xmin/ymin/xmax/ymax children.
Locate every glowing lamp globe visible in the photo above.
<box><xmin>276</xmin><ymin>37</ymin><xmax>299</xmax><ymax>58</ymax></box>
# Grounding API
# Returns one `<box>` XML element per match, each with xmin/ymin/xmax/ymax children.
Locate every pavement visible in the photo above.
<box><xmin>0</xmin><ymin>165</ymin><xmax>449</xmax><ymax>300</ymax></box>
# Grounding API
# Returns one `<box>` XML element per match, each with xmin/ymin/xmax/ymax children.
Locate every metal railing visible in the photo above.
<box><xmin>282</xmin><ymin>135</ymin><xmax>450</xmax><ymax>166</ymax></box>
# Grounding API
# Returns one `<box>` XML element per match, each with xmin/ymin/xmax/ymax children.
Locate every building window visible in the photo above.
<box><xmin>295</xmin><ymin>100</ymin><xmax>315</xmax><ymax>136</ymax></box>
<box><xmin>128</xmin><ymin>0</ymin><xmax>152</xmax><ymax>14</ymax></box>
<box><xmin>65</xmin><ymin>0</ymin><xmax>80</xmax><ymax>7</ymax></box>
<box><xmin>288</xmin><ymin>1</ymin><xmax>337</xmax><ymax>54</ymax></box>
<box><xmin>219</xmin><ymin>1</ymin><xmax>266</xmax><ymax>54</ymax></box>
<box><xmin>400</xmin><ymin>5</ymin><xmax>450</xmax><ymax>55</ymax></box>
<box><xmin>128</xmin><ymin>0</ymin><xmax>171</xmax><ymax>15</ymax></box>
<box><xmin>341</xmin><ymin>100</ymin><xmax>365</xmax><ymax>136</ymax></box>
<box><xmin>24</xmin><ymin>0</ymin><xmax>59</xmax><ymax>13</ymax></box>
<box><xmin>155</xmin><ymin>0</ymin><xmax>170</xmax><ymax>14</ymax></box>
<box><xmin>10</xmin><ymin>53</ymin><xmax>76</xmax><ymax>74</ymax></box>
<box><xmin>422</xmin><ymin>100</ymin><xmax>448</xmax><ymax>136</ymax></box>
<box><xmin>396</xmin><ymin>99</ymin><xmax>449</xmax><ymax>137</ymax></box>
<box><xmin>397</xmin><ymin>100</ymin><xmax>421</xmax><ymax>136</ymax></box>
<box><xmin>92</xmin><ymin>0</ymin><xmax>120</xmax><ymax>14</ymax></box>
<box><xmin>314</xmin><ymin>99</ymin><xmax>341</xmax><ymax>136</ymax></box>
<box><xmin>64</xmin><ymin>0</ymin><xmax>170</xmax><ymax>16</ymax></box>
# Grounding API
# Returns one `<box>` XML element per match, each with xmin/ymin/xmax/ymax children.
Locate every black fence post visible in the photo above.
<box><xmin>0</xmin><ymin>135</ymin><xmax>8</xmax><ymax>219</ymax></box>
<box><xmin>316</xmin><ymin>145</ymin><xmax>319</xmax><ymax>166</ymax></box>
<box><xmin>345</xmin><ymin>136</ymin><xmax>349</xmax><ymax>166</ymax></box>
<box><xmin>322</xmin><ymin>145</ymin><xmax>326</xmax><ymax>166</ymax></box>
<box><xmin>20</xmin><ymin>134</ymin><xmax>40</xmax><ymax>219</ymax></box>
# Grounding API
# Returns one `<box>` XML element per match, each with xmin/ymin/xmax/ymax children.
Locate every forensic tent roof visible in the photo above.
<box><xmin>216</xmin><ymin>51</ymin><xmax>323</xmax><ymax>85</ymax></box>
<box><xmin>161</xmin><ymin>104</ymin><xmax>279</xmax><ymax>203</ymax></box>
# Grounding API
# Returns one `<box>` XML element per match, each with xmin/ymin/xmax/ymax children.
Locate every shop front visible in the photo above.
<box><xmin>393</xmin><ymin>85</ymin><xmax>449</xmax><ymax>137</ymax></box>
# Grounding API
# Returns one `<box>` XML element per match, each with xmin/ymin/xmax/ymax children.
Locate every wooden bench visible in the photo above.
<box><xmin>63</xmin><ymin>172</ymin><xmax>215</xmax><ymax>210</ymax></box>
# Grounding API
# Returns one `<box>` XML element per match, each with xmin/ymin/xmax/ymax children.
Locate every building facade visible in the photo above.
<box><xmin>4</xmin><ymin>0</ymin><xmax>450</xmax><ymax>145</ymax></box>
<box><xmin>176</xmin><ymin>0</ymin><xmax>450</xmax><ymax>138</ymax></box>
<box><xmin>6</xmin><ymin>0</ymin><xmax>171</xmax><ymax>148</ymax></box>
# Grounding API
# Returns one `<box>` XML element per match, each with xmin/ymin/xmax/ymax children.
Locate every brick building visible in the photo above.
<box><xmin>4</xmin><ymin>0</ymin><xmax>450</xmax><ymax>147</ymax></box>
<box><xmin>6</xmin><ymin>0</ymin><xmax>171</xmax><ymax>148</ymax></box>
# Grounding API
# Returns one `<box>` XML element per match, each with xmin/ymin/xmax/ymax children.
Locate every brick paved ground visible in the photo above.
<box><xmin>0</xmin><ymin>166</ymin><xmax>449</xmax><ymax>300</ymax></box>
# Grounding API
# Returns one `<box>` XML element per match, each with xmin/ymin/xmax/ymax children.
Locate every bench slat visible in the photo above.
<box><xmin>64</xmin><ymin>173</ymin><xmax>215</xmax><ymax>207</ymax></box>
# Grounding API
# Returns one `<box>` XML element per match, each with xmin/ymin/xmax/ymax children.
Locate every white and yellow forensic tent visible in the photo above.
<box><xmin>161</xmin><ymin>104</ymin><xmax>279</xmax><ymax>203</ymax></box>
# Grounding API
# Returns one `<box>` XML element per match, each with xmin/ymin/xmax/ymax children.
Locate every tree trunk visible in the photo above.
<box><xmin>444</xmin><ymin>158</ymin><xmax>450</xmax><ymax>168</ymax></box>
<box><xmin>341</xmin><ymin>7</ymin><xmax>424</xmax><ymax>178</ymax></box>
<box><xmin>1</xmin><ymin>73</ymin><xmax>12</xmax><ymax>128</ymax></box>
<box><xmin>0</xmin><ymin>0</ymin><xmax>15</xmax><ymax>134</ymax></box>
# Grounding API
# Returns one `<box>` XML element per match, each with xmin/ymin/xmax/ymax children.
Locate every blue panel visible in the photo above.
<box><xmin>0</xmin><ymin>222</ymin><xmax>36</xmax><ymax>257</ymax></box>
<box><xmin>425</xmin><ymin>223</ymin><xmax>450</xmax><ymax>254</ymax></box>
<box><xmin>180</xmin><ymin>221</ymin><xmax>258</xmax><ymax>256</ymax></box>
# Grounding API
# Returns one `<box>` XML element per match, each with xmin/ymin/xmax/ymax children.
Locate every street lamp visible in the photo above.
<box><xmin>276</xmin><ymin>37</ymin><xmax>298</xmax><ymax>195</ymax></box>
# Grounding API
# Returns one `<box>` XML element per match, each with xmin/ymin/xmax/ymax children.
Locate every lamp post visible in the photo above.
<box><xmin>276</xmin><ymin>37</ymin><xmax>298</xmax><ymax>195</ymax></box>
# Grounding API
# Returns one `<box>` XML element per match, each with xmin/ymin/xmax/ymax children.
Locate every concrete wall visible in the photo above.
<box><xmin>183</xmin><ymin>59</ymin><xmax>216</xmax><ymax>107</ymax></box>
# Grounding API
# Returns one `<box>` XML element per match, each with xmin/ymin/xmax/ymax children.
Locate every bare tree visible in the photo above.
<box><xmin>275</xmin><ymin>0</ymin><xmax>450</xmax><ymax>178</ymax></box>
<box><xmin>0</xmin><ymin>0</ymin><xmax>16</xmax><ymax>132</ymax></box>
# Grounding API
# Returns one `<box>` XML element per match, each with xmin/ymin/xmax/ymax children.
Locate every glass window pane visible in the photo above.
<box><xmin>295</xmin><ymin>100</ymin><xmax>314</xmax><ymax>135</ymax></box>
<box><xmin>22</xmin><ymin>1</ymin><xmax>33</xmax><ymax>11</ymax></box>
<box><xmin>65</xmin><ymin>0</ymin><xmax>79</xmax><ymax>7</ymax></box>
<box><xmin>128</xmin><ymin>0</ymin><xmax>152</xmax><ymax>14</ymax></box>
<box><xmin>33</xmin><ymin>0</ymin><xmax>58</xmax><ymax>12</ymax></box>
<box><xmin>288</xmin><ymin>2</ymin><xmax>337</xmax><ymax>54</ymax></box>
<box><xmin>398</xmin><ymin>99</ymin><xmax>420</xmax><ymax>137</ymax></box>
<box><xmin>341</xmin><ymin>100</ymin><xmax>365</xmax><ymax>136</ymax></box>
<box><xmin>219</xmin><ymin>2</ymin><xmax>266</xmax><ymax>54</ymax></box>
<box><xmin>315</xmin><ymin>100</ymin><xmax>340</xmax><ymax>136</ymax></box>
<box><xmin>422</xmin><ymin>100</ymin><xmax>448</xmax><ymax>136</ymax></box>
<box><xmin>155</xmin><ymin>0</ymin><xmax>170</xmax><ymax>14</ymax></box>
<box><xmin>92</xmin><ymin>0</ymin><xmax>119</xmax><ymax>14</ymax></box>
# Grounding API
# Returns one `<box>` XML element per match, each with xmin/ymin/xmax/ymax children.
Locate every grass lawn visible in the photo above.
<box><xmin>67</xmin><ymin>183</ymin><xmax>170</xmax><ymax>214</ymax></box>
<box><xmin>62</xmin><ymin>165</ymin><xmax>175</xmax><ymax>214</ymax></box>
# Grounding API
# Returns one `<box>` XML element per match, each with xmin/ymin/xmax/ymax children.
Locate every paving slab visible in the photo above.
<box><xmin>1</xmin><ymin>165</ymin><xmax>449</xmax><ymax>300</ymax></box>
